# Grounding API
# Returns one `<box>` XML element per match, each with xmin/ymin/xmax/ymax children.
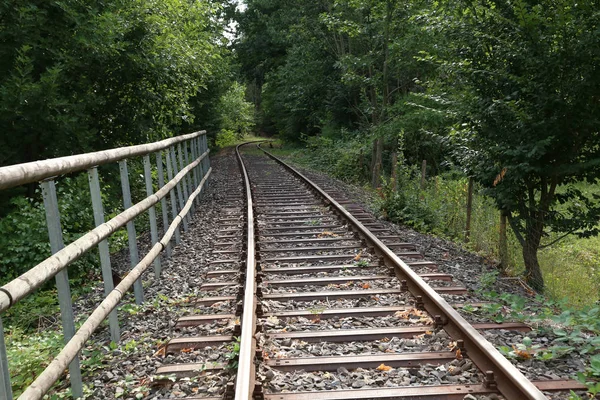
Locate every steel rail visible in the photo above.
<box><xmin>234</xmin><ymin>143</ymin><xmax>259</xmax><ymax>400</ymax></box>
<box><xmin>19</xmin><ymin>168</ymin><xmax>212</xmax><ymax>399</ymax></box>
<box><xmin>0</xmin><ymin>150</ymin><xmax>210</xmax><ymax>314</ymax></box>
<box><xmin>257</xmin><ymin>144</ymin><xmax>547</xmax><ymax>400</ymax></box>
<box><xmin>0</xmin><ymin>131</ymin><xmax>205</xmax><ymax>190</ymax></box>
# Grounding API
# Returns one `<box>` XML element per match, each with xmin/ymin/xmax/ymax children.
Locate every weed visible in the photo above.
<box><xmin>478</xmin><ymin>270</ymin><xmax>499</xmax><ymax>291</ymax></box>
<box><xmin>308</xmin><ymin>305</ymin><xmax>326</xmax><ymax>322</ymax></box>
<box><xmin>355</xmin><ymin>259</ymin><xmax>369</xmax><ymax>267</ymax></box>
<box><xmin>225</xmin><ymin>337</ymin><xmax>241</xmax><ymax>370</ymax></box>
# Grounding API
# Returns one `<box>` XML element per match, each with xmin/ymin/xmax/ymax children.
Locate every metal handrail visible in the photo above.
<box><xmin>19</xmin><ymin>168</ymin><xmax>212</xmax><ymax>399</ymax></box>
<box><xmin>0</xmin><ymin>150</ymin><xmax>209</xmax><ymax>313</ymax></box>
<box><xmin>0</xmin><ymin>131</ymin><xmax>211</xmax><ymax>400</ymax></box>
<box><xmin>0</xmin><ymin>131</ymin><xmax>205</xmax><ymax>190</ymax></box>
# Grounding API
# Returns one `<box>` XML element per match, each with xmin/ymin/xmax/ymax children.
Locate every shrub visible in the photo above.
<box><xmin>215</xmin><ymin>129</ymin><xmax>237</xmax><ymax>149</ymax></box>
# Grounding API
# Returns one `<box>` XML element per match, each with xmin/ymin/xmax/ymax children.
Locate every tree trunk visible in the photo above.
<box><xmin>522</xmin><ymin>239</ymin><xmax>544</xmax><ymax>292</ymax></box>
<box><xmin>522</xmin><ymin>213</ymin><xmax>545</xmax><ymax>291</ymax></box>
<box><xmin>391</xmin><ymin>152</ymin><xmax>398</xmax><ymax>193</ymax></box>
<box><xmin>499</xmin><ymin>211</ymin><xmax>508</xmax><ymax>271</ymax></box>
<box><xmin>465</xmin><ymin>177</ymin><xmax>474</xmax><ymax>243</ymax></box>
<box><xmin>371</xmin><ymin>138</ymin><xmax>383</xmax><ymax>188</ymax></box>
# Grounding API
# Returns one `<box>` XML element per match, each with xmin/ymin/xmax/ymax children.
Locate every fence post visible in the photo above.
<box><xmin>182</xmin><ymin>142</ymin><xmax>195</xmax><ymax>204</ymax></box>
<box><xmin>177</xmin><ymin>143</ymin><xmax>192</xmax><ymax>216</ymax></box>
<box><xmin>119</xmin><ymin>160</ymin><xmax>144</xmax><ymax>305</ymax></box>
<box><xmin>0</xmin><ymin>317</ymin><xmax>12</xmax><ymax>400</ymax></box>
<box><xmin>499</xmin><ymin>211</ymin><xmax>508</xmax><ymax>271</ymax></box>
<box><xmin>166</xmin><ymin>148</ymin><xmax>187</xmax><ymax>236</ymax></box>
<box><xmin>465</xmin><ymin>177</ymin><xmax>474</xmax><ymax>243</ymax></box>
<box><xmin>40</xmin><ymin>179</ymin><xmax>84</xmax><ymax>398</ymax></box>
<box><xmin>143</xmin><ymin>155</ymin><xmax>161</xmax><ymax>278</ymax></box>
<box><xmin>88</xmin><ymin>168</ymin><xmax>121</xmax><ymax>343</ymax></box>
<box><xmin>156</xmin><ymin>151</ymin><xmax>176</xmax><ymax>252</ymax></box>
<box><xmin>188</xmin><ymin>140</ymin><xmax>200</xmax><ymax>206</ymax></box>
<box><xmin>202</xmin><ymin>135</ymin><xmax>210</xmax><ymax>190</ymax></box>
<box><xmin>169</xmin><ymin>146</ymin><xmax>189</xmax><ymax>231</ymax></box>
<box><xmin>195</xmin><ymin>138</ymin><xmax>205</xmax><ymax>197</ymax></box>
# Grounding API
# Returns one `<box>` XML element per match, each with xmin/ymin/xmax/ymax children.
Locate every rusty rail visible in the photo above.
<box><xmin>257</xmin><ymin>144</ymin><xmax>548</xmax><ymax>400</ymax></box>
<box><xmin>234</xmin><ymin>143</ymin><xmax>259</xmax><ymax>400</ymax></box>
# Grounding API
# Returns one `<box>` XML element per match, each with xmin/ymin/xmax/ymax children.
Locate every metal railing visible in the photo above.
<box><xmin>0</xmin><ymin>131</ymin><xmax>211</xmax><ymax>400</ymax></box>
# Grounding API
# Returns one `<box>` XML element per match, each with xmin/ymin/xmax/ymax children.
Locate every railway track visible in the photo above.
<box><xmin>154</xmin><ymin>143</ymin><xmax>584</xmax><ymax>400</ymax></box>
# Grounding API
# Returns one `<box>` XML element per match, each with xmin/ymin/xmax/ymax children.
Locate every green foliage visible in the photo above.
<box><xmin>225</xmin><ymin>337</ymin><xmax>241</xmax><ymax>370</ymax></box>
<box><xmin>6</xmin><ymin>327</ymin><xmax>64</xmax><ymax>397</ymax></box>
<box><xmin>0</xmin><ymin>0</ymin><xmax>229</xmax><ymax>167</ymax></box>
<box><xmin>421</xmin><ymin>0</ymin><xmax>600</xmax><ymax>290</ymax></box>
<box><xmin>218</xmin><ymin>82</ymin><xmax>255</xmax><ymax>137</ymax></box>
<box><xmin>215</xmin><ymin>129</ymin><xmax>238</xmax><ymax>149</ymax></box>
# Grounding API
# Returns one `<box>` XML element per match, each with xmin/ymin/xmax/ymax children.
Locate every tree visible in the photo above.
<box><xmin>0</xmin><ymin>0</ymin><xmax>229</xmax><ymax>168</ymax></box>
<box><xmin>426</xmin><ymin>0</ymin><xmax>600</xmax><ymax>290</ymax></box>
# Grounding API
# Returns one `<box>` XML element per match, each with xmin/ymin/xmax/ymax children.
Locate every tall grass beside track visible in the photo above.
<box><xmin>269</xmin><ymin>140</ymin><xmax>600</xmax><ymax>307</ymax></box>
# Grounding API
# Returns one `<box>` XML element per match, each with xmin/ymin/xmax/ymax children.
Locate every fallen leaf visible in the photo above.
<box><xmin>376</xmin><ymin>363</ymin><xmax>393</xmax><ymax>371</ymax></box>
<box><xmin>181</xmin><ymin>347</ymin><xmax>195</xmax><ymax>353</ymax></box>
<box><xmin>512</xmin><ymin>346</ymin><xmax>532</xmax><ymax>359</ymax></box>
<box><xmin>362</xmin><ymin>283</ymin><xmax>371</xmax><ymax>289</ymax></box>
<box><xmin>455</xmin><ymin>349</ymin><xmax>463</xmax><ymax>360</ymax></box>
<box><xmin>153</xmin><ymin>346</ymin><xmax>166</xmax><ymax>357</ymax></box>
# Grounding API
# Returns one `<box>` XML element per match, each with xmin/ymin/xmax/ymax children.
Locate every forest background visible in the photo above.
<box><xmin>235</xmin><ymin>0</ymin><xmax>600</xmax><ymax>305</ymax></box>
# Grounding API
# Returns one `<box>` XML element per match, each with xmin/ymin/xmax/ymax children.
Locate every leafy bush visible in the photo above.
<box><xmin>215</xmin><ymin>129</ymin><xmax>238</xmax><ymax>149</ymax></box>
<box><xmin>301</xmin><ymin>132</ymin><xmax>369</xmax><ymax>184</ymax></box>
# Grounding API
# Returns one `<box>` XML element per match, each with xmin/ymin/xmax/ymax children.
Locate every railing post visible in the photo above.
<box><xmin>0</xmin><ymin>317</ymin><xmax>12</xmax><ymax>400</ymax></box>
<box><xmin>195</xmin><ymin>138</ymin><xmax>205</xmax><ymax>195</ymax></box>
<box><xmin>88</xmin><ymin>167</ymin><xmax>121</xmax><ymax>343</ymax></box>
<box><xmin>169</xmin><ymin>146</ymin><xmax>189</xmax><ymax>231</ymax></box>
<box><xmin>189</xmin><ymin>139</ymin><xmax>200</xmax><ymax>206</ymax></box>
<box><xmin>176</xmin><ymin>143</ymin><xmax>192</xmax><ymax>216</ymax></box>
<box><xmin>40</xmin><ymin>179</ymin><xmax>84</xmax><ymax>399</ymax></box>
<box><xmin>203</xmin><ymin>135</ymin><xmax>211</xmax><ymax>190</ymax></box>
<box><xmin>118</xmin><ymin>160</ymin><xmax>144</xmax><ymax>305</ymax></box>
<box><xmin>182</xmin><ymin>142</ymin><xmax>196</xmax><ymax>209</ymax></box>
<box><xmin>143</xmin><ymin>155</ymin><xmax>161</xmax><ymax>278</ymax></box>
<box><xmin>156</xmin><ymin>151</ymin><xmax>175</xmax><ymax>253</ymax></box>
<box><xmin>198</xmin><ymin>136</ymin><xmax>207</xmax><ymax>193</ymax></box>
<box><xmin>165</xmin><ymin>148</ymin><xmax>186</xmax><ymax>240</ymax></box>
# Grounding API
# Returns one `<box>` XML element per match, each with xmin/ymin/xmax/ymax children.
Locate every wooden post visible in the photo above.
<box><xmin>499</xmin><ymin>211</ymin><xmax>508</xmax><ymax>271</ymax></box>
<box><xmin>465</xmin><ymin>177</ymin><xmax>474</xmax><ymax>243</ymax></box>
<box><xmin>420</xmin><ymin>160</ymin><xmax>427</xmax><ymax>190</ymax></box>
<box><xmin>391</xmin><ymin>152</ymin><xmax>398</xmax><ymax>193</ymax></box>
